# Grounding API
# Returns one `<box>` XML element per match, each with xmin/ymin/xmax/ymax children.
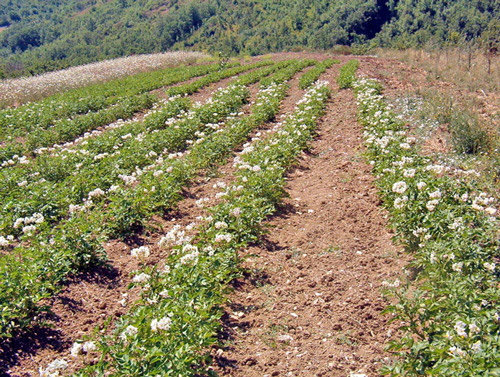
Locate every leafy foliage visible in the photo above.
<box><xmin>299</xmin><ymin>58</ymin><xmax>339</xmax><ymax>90</ymax></box>
<box><xmin>1</xmin><ymin>0</ymin><xmax>498</xmax><ymax>77</ymax></box>
<box><xmin>337</xmin><ymin>59</ymin><xmax>360</xmax><ymax>89</ymax></box>
<box><xmin>354</xmin><ymin>77</ymin><xmax>500</xmax><ymax>375</ymax></box>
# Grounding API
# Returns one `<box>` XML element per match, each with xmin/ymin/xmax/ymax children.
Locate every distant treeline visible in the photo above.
<box><xmin>0</xmin><ymin>0</ymin><xmax>499</xmax><ymax>78</ymax></box>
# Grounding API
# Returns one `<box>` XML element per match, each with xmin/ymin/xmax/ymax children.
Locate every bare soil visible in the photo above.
<box><xmin>210</xmin><ymin>60</ymin><xmax>407</xmax><ymax>377</ymax></box>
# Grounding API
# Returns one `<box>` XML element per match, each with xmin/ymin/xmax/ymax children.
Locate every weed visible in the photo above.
<box><xmin>324</xmin><ymin>244</ymin><xmax>342</xmax><ymax>256</ymax></box>
<box><xmin>450</xmin><ymin>111</ymin><xmax>491</xmax><ymax>154</ymax></box>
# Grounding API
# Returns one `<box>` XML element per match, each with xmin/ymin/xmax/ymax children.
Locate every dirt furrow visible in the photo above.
<box><xmin>211</xmin><ymin>65</ymin><xmax>408</xmax><ymax>377</ymax></box>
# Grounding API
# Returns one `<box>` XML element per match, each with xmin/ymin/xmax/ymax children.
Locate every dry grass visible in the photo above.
<box><xmin>382</xmin><ymin>47</ymin><xmax>500</xmax><ymax>192</ymax></box>
<box><xmin>376</xmin><ymin>47</ymin><xmax>500</xmax><ymax>93</ymax></box>
<box><xmin>0</xmin><ymin>51</ymin><xmax>210</xmax><ymax>107</ymax></box>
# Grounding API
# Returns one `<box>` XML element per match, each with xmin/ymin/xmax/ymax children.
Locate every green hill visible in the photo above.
<box><xmin>0</xmin><ymin>0</ymin><xmax>499</xmax><ymax>77</ymax></box>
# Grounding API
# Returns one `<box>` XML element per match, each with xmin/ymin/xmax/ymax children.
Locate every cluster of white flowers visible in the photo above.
<box><xmin>118</xmin><ymin>292</ymin><xmax>128</xmax><ymax>307</ymax></box>
<box><xmin>416</xmin><ymin>181</ymin><xmax>427</xmax><ymax>191</ymax></box>
<box><xmin>13</xmin><ymin>213</ymin><xmax>45</xmax><ymax>235</ymax></box>
<box><xmin>394</xmin><ymin>196</ymin><xmax>408</xmax><ymax>209</ymax></box>
<box><xmin>1</xmin><ymin>154</ymin><xmax>29</xmax><ymax>168</ymax></box>
<box><xmin>158</xmin><ymin>224</ymin><xmax>192</xmax><ymax>248</ymax></box>
<box><xmin>448</xmin><ymin>217</ymin><xmax>464</xmax><ymax>231</ymax></box>
<box><xmin>88</xmin><ymin>188</ymin><xmax>105</xmax><ymax>199</ymax></box>
<box><xmin>429</xmin><ymin>189</ymin><xmax>442</xmax><ymax>199</ymax></box>
<box><xmin>452</xmin><ymin>262</ymin><xmax>463</xmax><ymax>273</ymax></box>
<box><xmin>39</xmin><ymin>358</ymin><xmax>68</xmax><ymax>377</ymax></box>
<box><xmin>70</xmin><ymin>341</ymin><xmax>97</xmax><ymax>358</ymax></box>
<box><xmin>120</xmin><ymin>325</ymin><xmax>138</xmax><ymax>341</ymax></box>
<box><xmin>151</xmin><ymin>316</ymin><xmax>172</xmax><ymax>332</ymax></box>
<box><xmin>0</xmin><ymin>235</ymin><xmax>14</xmax><ymax>247</ymax></box>
<box><xmin>484</xmin><ymin>262</ymin><xmax>496</xmax><ymax>272</ymax></box>
<box><xmin>195</xmin><ymin>197</ymin><xmax>210</xmax><ymax>208</ymax></box>
<box><xmin>214</xmin><ymin>233</ymin><xmax>233</xmax><ymax>243</ymax></box>
<box><xmin>382</xmin><ymin>279</ymin><xmax>401</xmax><ymax>288</ymax></box>
<box><xmin>426</xmin><ymin>199</ymin><xmax>440</xmax><ymax>211</ymax></box>
<box><xmin>425</xmin><ymin>164</ymin><xmax>447</xmax><ymax>175</ymax></box>
<box><xmin>230</xmin><ymin>207</ymin><xmax>241</xmax><ymax>217</ymax></box>
<box><xmin>215</xmin><ymin>221</ymin><xmax>228</xmax><ymax>229</ymax></box>
<box><xmin>449</xmin><ymin>345</ymin><xmax>466</xmax><ymax>357</ymax></box>
<box><xmin>471</xmin><ymin>193</ymin><xmax>496</xmax><ymax>215</ymax></box>
<box><xmin>392</xmin><ymin>181</ymin><xmax>408</xmax><ymax>194</ymax></box>
<box><xmin>179</xmin><ymin>244</ymin><xmax>199</xmax><ymax>265</ymax></box>
<box><xmin>68</xmin><ymin>204</ymin><xmax>85</xmax><ymax>215</ymax></box>
<box><xmin>454</xmin><ymin>320</ymin><xmax>480</xmax><ymax>338</ymax></box>
<box><xmin>131</xmin><ymin>246</ymin><xmax>150</xmax><ymax>258</ymax></box>
<box><xmin>119</xmin><ymin>174</ymin><xmax>137</xmax><ymax>186</ymax></box>
<box><xmin>132</xmin><ymin>272</ymin><xmax>150</xmax><ymax>283</ymax></box>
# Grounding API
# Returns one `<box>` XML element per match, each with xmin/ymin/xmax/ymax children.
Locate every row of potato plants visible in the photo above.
<box><xmin>0</xmin><ymin>62</ymin><xmax>225</xmax><ymax>140</ymax></box>
<box><xmin>0</xmin><ymin>60</ymin><xmax>311</xmax><ymax>337</ymax></box>
<box><xmin>353</xmin><ymin>77</ymin><xmax>500</xmax><ymax>376</ymax></box>
<box><xmin>0</xmin><ymin>61</ymin><xmax>299</xmax><ymax>234</ymax></box>
<box><xmin>229</xmin><ymin>59</ymin><xmax>295</xmax><ymax>87</ymax></box>
<box><xmin>337</xmin><ymin>59</ymin><xmax>360</xmax><ymax>89</ymax></box>
<box><xmin>0</xmin><ymin>94</ymin><xmax>157</xmax><ymax>163</ymax></box>
<box><xmin>0</xmin><ymin>62</ymin><xmax>264</xmax><ymax>163</ymax></box>
<box><xmin>298</xmin><ymin>58</ymin><xmax>339</xmax><ymax>89</ymax></box>
<box><xmin>259</xmin><ymin>59</ymin><xmax>316</xmax><ymax>88</ymax></box>
<box><xmin>65</xmin><ymin>80</ymin><xmax>331</xmax><ymax>377</ymax></box>
<box><xmin>165</xmin><ymin>60</ymin><xmax>272</xmax><ymax>97</ymax></box>
<box><xmin>0</xmin><ymin>60</ymin><xmax>291</xmax><ymax>182</ymax></box>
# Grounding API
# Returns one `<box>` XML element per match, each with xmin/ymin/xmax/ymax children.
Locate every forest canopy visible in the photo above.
<box><xmin>0</xmin><ymin>0</ymin><xmax>499</xmax><ymax>77</ymax></box>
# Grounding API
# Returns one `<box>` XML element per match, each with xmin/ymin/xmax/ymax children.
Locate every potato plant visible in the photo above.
<box><xmin>337</xmin><ymin>59</ymin><xmax>360</xmax><ymax>89</ymax></box>
<box><xmin>353</xmin><ymin>77</ymin><xmax>500</xmax><ymax>376</ymax></box>
<box><xmin>299</xmin><ymin>58</ymin><xmax>339</xmax><ymax>89</ymax></box>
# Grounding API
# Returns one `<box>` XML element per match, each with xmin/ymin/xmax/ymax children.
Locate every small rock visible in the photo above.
<box><xmin>245</xmin><ymin>357</ymin><xmax>257</xmax><ymax>366</ymax></box>
<box><xmin>277</xmin><ymin>335</ymin><xmax>293</xmax><ymax>343</ymax></box>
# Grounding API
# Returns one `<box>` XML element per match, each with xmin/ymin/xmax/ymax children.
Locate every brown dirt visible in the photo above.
<box><xmin>0</xmin><ymin>54</ymin><xmax>447</xmax><ymax>377</ymax></box>
<box><xmin>210</xmin><ymin>61</ymin><xmax>407</xmax><ymax>377</ymax></box>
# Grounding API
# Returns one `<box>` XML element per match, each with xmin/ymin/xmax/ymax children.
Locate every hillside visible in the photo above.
<box><xmin>0</xmin><ymin>52</ymin><xmax>498</xmax><ymax>377</ymax></box>
<box><xmin>1</xmin><ymin>0</ymin><xmax>499</xmax><ymax>78</ymax></box>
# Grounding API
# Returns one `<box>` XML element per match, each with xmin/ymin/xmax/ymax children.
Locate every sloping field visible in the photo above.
<box><xmin>0</xmin><ymin>53</ymin><xmax>499</xmax><ymax>377</ymax></box>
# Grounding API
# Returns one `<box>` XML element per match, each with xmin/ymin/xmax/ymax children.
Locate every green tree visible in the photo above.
<box><xmin>481</xmin><ymin>19</ymin><xmax>500</xmax><ymax>74</ymax></box>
